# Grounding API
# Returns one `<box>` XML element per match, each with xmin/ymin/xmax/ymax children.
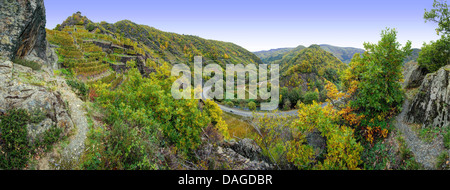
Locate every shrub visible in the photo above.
<box><xmin>302</xmin><ymin>91</ymin><xmax>319</xmax><ymax>105</ymax></box>
<box><xmin>204</xmin><ymin>100</ymin><xmax>230</xmax><ymax>139</ymax></box>
<box><xmin>93</xmin><ymin>67</ymin><xmax>210</xmax><ymax>155</ymax></box>
<box><xmin>66</xmin><ymin>79</ymin><xmax>88</xmax><ymax>97</ymax></box>
<box><xmin>444</xmin><ymin>126</ymin><xmax>450</xmax><ymax>149</ymax></box>
<box><xmin>13</xmin><ymin>58</ymin><xmax>42</xmax><ymax>71</ymax></box>
<box><xmin>0</xmin><ymin>109</ymin><xmax>31</xmax><ymax>169</ymax></box>
<box><xmin>283</xmin><ymin>99</ymin><xmax>291</xmax><ymax>110</ymax></box>
<box><xmin>86</xmin><ymin>22</ymin><xmax>96</xmax><ymax>31</ymax></box>
<box><xmin>291</xmin><ymin>102</ymin><xmax>363</xmax><ymax>170</ymax></box>
<box><xmin>417</xmin><ymin>35</ymin><xmax>450</xmax><ymax>73</ymax></box>
<box><xmin>225</xmin><ymin>101</ymin><xmax>234</xmax><ymax>107</ymax></box>
<box><xmin>34</xmin><ymin>125</ymin><xmax>63</xmax><ymax>152</ymax></box>
<box><xmin>248</xmin><ymin>101</ymin><xmax>257</xmax><ymax>111</ymax></box>
<box><xmin>81</xmin><ymin>120</ymin><xmax>160</xmax><ymax>170</ymax></box>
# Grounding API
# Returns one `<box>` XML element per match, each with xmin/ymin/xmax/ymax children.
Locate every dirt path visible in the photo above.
<box><xmin>394</xmin><ymin>100</ymin><xmax>445</xmax><ymax>169</ymax></box>
<box><xmin>54</xmin><ymin>76</ymin><xmax>89</xmax><ymax>169</ymax></box>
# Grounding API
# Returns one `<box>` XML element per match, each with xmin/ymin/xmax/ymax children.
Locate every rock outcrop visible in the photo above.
<box><xmin>402</xmin><ymin>62</ymin><xmax>428</xmax><ymax>89</ymax></box>
<box><xmin>406</xmin><ymin>65</ymin><xmax>450</xmax><ymax>128</ymax></box>
<box><xmin>224</xmin><ymin>138</ymin><xmax>264</xmax><ymax>161</ymax></box>
<box><xmin>0</xmin><ymin>60</ymin><xmax>74</xmax><ymax>142</ymax></box>
<box><xmin>0</xmin><ymin>0</ymin><xmax>47</xmax><ymax>62</ymax></box>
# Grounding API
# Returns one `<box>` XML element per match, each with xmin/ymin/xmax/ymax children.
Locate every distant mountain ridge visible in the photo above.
<box><xmin>318</xmin><ymin>44</ymin><xmax>365</xmax><ymax>64</ymax></box>
<box><xmin>254</xmin><ymin>44</ymin><xmax>365</xmax><ymax>64</ymax></box>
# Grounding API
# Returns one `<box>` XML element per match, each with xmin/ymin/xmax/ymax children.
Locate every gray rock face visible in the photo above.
<box><xmin>0</xmin><ymin>60</ymin><xmax>73</xmax><ymax>142</ymax></box>
<box><xmin>225</xmin><ymin>138</ymin><xmax>263</xmax><ymax>161</ymax></box>
<box><xmin>402</xmin><ymin>62</ymin><xmax>428</xmax><ymax>89</ymax></box>
<box><xmin>216</xmin><ymin>145</ymin><xmax>273</xmax><ymax>170</ymax></box>
<box><xmin>406</xmin><ymin>65</ymin><xmax>450</xmax><ymax>128</ymax></box>
<box><xmin>0</xmin><ymin>0</ymin><xmax>47</xmax><ymax>62</ymax></box>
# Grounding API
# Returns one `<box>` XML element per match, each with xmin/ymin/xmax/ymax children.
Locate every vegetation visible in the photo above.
<box><xmin>254</xmin><ymin>102</ymin><xmax>363</xmax><ymax>170</ymax></box>
<box><xmin>319</xmin><ymin>44</ymin><xmax>365</xmax><ymax>64</ymax></box>
<box><xmin>19</xmin><ymin>1</ymin><xmax>448</xmax><ymax>170</ymax></box>
<box><xmin>0</xmin><ymin>109</ymin><xmax>63</xmax><ymax>170</ymax></box>
<box><xmin>247</xmin><ymin>101</ymin><xmax>257</xmax><ymax>111</ymax></box>
<box><xmin>342</xmin><ymin>28</ymin><xmax>411</xmax><ymax>144</ymax></box>
<box><xmin>13</xmin><ymin>58</ymin><xmax>42</xmax><ymax>71</ymax></box>
<box><xmin>418</xmin><ymin>35</ymin><xmax>450</xmax><ymax>72</ymax></box>
<box><xmin>80</xmin><ymin>63</ymin><xmax>232</xmax><ymax>169</ymax></box>
<box><xmin>424</xmin><ymin>0</ymin><xmax>450</xmax><ymax>35</ymax></box>
<box><xmin>0</xmin><ymin>109</ymin><xmax>31</xmax><ymax>169</ymax></box>
<box><xmin>418</xmin><ymin>0</ymin><xmax>450</xmax><ymax>73</ymax></box>
<box><xmin>66</xmin><ymin>79</ymin><xmax>88</xmax><ymax>98</ymax></box>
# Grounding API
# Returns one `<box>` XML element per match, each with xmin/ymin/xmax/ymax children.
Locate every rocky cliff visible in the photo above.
<box><xmin>406</xmin><ymin>65</ymin><xmax>450</xmax><ymax>128</ymax></box>
<box><xmin>0</xmin><ymin>59</ymin><xmax>73</xmax><ymax>142</ymax></box>
<box><xmin>0</xmin><ymin>0</ymin><xmax>51</xmax><ymax>65</ymax></box>
<box><xmin>0</xmin><ymin>0</ymin><xmax>73</xmax><ymax>163</ymax></box>
<box><xmin>402</xmin><ymin>62</ymin><xmax>428</xmax><ymax>89</ymax></box>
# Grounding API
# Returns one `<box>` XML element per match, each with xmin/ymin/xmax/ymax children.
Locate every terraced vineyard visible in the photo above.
<box><xmin>46</xmin><ymin>25</ymin><xmax>143</xmax><ymax>87</ymax></box>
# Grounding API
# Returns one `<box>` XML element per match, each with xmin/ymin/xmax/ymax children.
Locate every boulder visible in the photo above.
<box><xmin>406</xmin><ymin>65</ymin><xmax>450</xmax><ymax>128</ymax></box>
<box><xmin>216</xmin><ymin>145</ymin><xmax>273</xmax><ymax>170</ymax></box>
<box><xmin>0</xmin><ymin>0</ymin><xmax>47</xmax><ymax>62</ymax></box>
<box><xmin>225</xmin><ymin>138</ymin><xmax>263</xmax><ymax>161</ymax></box>
<box><xmin>402</xmin><ymin>62</ymin><xmax>428</xmax><ymax>89</ymax></box>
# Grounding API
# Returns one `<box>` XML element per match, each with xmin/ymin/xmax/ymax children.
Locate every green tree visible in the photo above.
<box><xmin>350</xmin><ymin>28</ymin><xmax>411</xmax><ymax>128</ymax></box>
<box><xmin>418</xmin><ymin>35</ymin><xmax>450</xmax><ymax>72</ymax></box>
<box><xmin>302</xmin><ymin>91</ymin><xmax>319</xmax><ymax>105</ymax></box>
<box><xmin>424</xmin><ymin>0</ymin><xmax>449</xmax><ymax>35</ymax></box>
<box><xmin>248</xmin><ymin>101</ymin><xmax>257</xmax><ymax>111</ymax></box>
<box><xmin>419</xmin><ymin>0</ymin><xmax>450</xmax><ymax>72</ymax></box>
<box><xmin>283</xmin><ymin>99</ymin><xmax>291</xmax><ymax>110</ymax></box>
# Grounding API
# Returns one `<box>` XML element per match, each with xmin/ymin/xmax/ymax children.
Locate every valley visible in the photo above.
<box><xmin>0</xmin><ymin>0</ymin><xmax>449</xmax><ymax>171</ymax></box>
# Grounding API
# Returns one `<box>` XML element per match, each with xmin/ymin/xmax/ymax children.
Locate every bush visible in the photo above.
<box><xmin>86</xmin><ymin>22</ymin><xmax>96</xmax><ymax>31</ymax></box>
<box><xmin>444</xmin><ymin>126</ymin><xmax>450</xmax><ymax>149</ymax></box>
<box><xmin>13</xmin><ymin>58</ymin><xmax>42</xmax><ymax>71</ymax></box>
<box><xmin>302</xmin><ymin>91</ymin><xmax>319</xmax><ymax>105</ymax></box>
<box><xmin>81</xmin><ymin>120</ymin><xmax>160</xmax><ymax>170</ymax></box>
<box><xmin>66</xmin><ymin>79</ymin><xmax>88</xmax><ymax>97</ymax></box>
<box><xmin>225</xmin><ymin>101</ymin><xmax>234</xmax><ymax>107</ymax></box>
<box><xmin>0</xmin><ymin>109</ymin><xmax>31</xmax><ymax>169</ymax></box>
<box><xmin>248</xmin><ymin>101</ymin><xmax>257</xmax><ymax>111</ymax></box>
<box><xmin>418</xmin><ymin>35</ymin><xmax>450</xmax><ymax>73</ymax></box>
<box><xmin>93</xmin><ymin>67</ymin><xmax>210</xmax><ymax>156</ymax></box>
<box><xmin>34</xmin><ymin>125</ymin><xmax>63</xmax><ymax>152</ymax></box>
<box><xmin>283</xmin><ymin>99</ymin><xmax>291</xmax><ymax>110</ymax></box>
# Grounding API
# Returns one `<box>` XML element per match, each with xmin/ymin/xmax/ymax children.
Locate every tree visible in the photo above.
<box><xmin>424</xmin><ymin>0</ymin><xmax>449</xmax><ymax>35</ymax></box>
<box><xmin>418</xmin><ymin>35</ymin><xmax>450</xmax><ymax>72</ymax></box>
<box><xmin>283</xmin><ymin>99</ymin><xmax>291</xmax><ymax>110</ymax></box>
<box><xmin>345</xmin><ymin>28</ymin><xmax>411</xmax><ymax>138</ymax></box>
<box><xmin>303</xmin><ymin>91</ymin><xmax>319</xmax><ymax>105</ymax></box>
<box><xmin>248</xmin><ymin>101</ymin><xmax>257</xmax><ymax>111</ymax></box>
<box><xmin>419</xmin><ymin>0</ymin><xmax>450</xmax><ymax>72</ymax></box>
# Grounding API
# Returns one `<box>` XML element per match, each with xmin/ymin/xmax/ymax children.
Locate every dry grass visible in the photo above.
<box><xmin>405</xmin><ymin>87</ymin><xmax>420</xmax><ymax>101</ymax></box>
<box><xmin>222</xmin><ymin>112</ymin><xmax>257</xmax><ymax>140</ymax></box>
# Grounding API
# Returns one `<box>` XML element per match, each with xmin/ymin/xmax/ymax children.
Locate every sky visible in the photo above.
<box><xmin>44</xmin><ymin>0</ymin><xmax>441</xmax><ymax>52</ymax></box>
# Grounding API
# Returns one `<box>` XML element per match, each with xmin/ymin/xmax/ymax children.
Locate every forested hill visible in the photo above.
<box><xmin>318</xmin><ymin>44</ymin><xmax>365</xmax><ymax>63</ymax></box>
<box><xmin>281</xmin><ymin>45</ymin><xmax>347</xmax><ymax>81</ymax></box>
<box><xmin>277</xmin><ymin>44</ymin><xmax>348</xmax><ymax>109</ymax></box>
<box><xmin>253</xmin><ymin>47</ymin><xmax>296</xmax><ymax>64</ymax></box>
<box><xmin>254</xmin><ymin>44</ymin><xmax>365</xmax><ymax>64</ymax></box>
<box><xmin>55</xmin><ymin>12</ymin><xmax>262</xmax><ymax>67</ymax></box>
<box><xmin>281</xmin><ymin>44</ymin><xmax>345</xmax><ymax>91</ymax></box>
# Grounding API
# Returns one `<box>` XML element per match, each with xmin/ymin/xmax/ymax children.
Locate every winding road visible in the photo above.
<box><xmin>201</xmin><ymin>85</ymin><xmax>326</xmax><ymax>118</ymax></box>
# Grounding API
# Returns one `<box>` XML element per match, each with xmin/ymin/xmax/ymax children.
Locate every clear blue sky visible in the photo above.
<box><xmin>45</xmin><ymin>0</ymin><xmax>441</xmax><ymax>51</ymax></box>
